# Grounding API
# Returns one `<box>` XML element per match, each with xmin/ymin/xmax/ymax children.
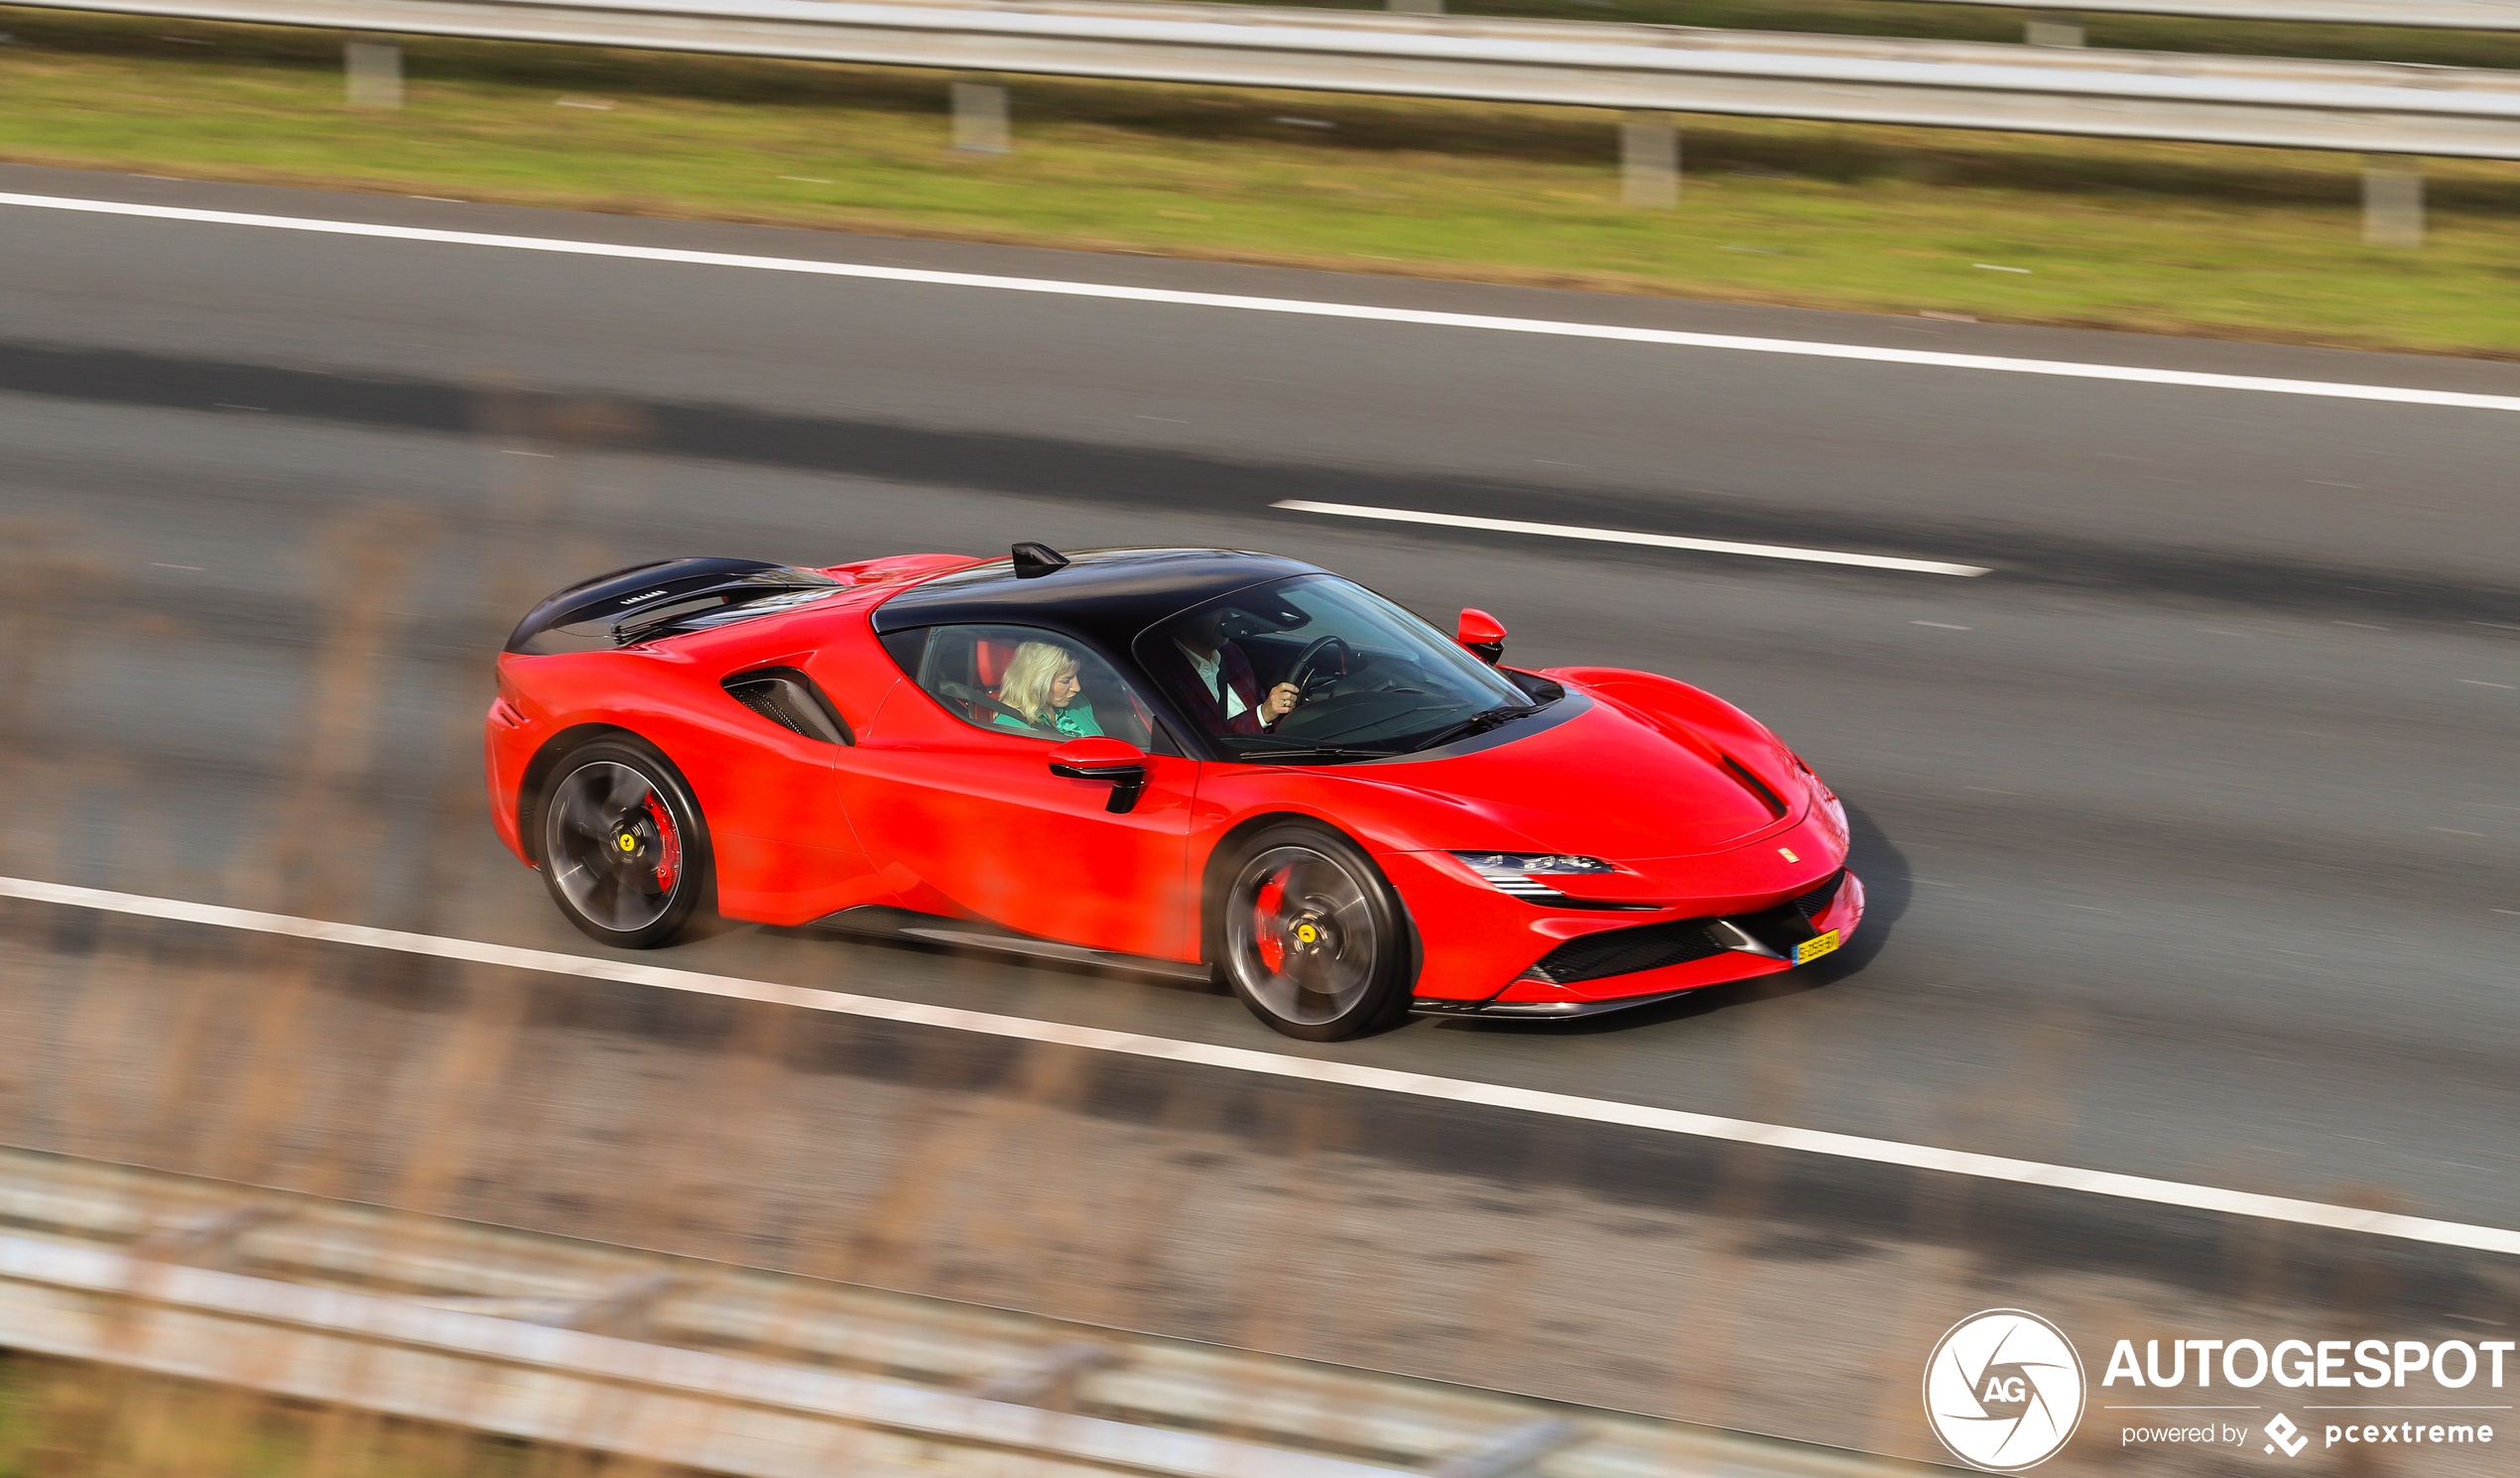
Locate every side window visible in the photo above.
<box><xmin>910</xmin><ymin>625</ymin><xmax>1171</xmax><ymax>753</ymax></box>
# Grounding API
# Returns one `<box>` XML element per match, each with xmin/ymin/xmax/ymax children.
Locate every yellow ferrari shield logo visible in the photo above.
<box><xmin>1296</xmin><ymin>924</ymin><xmax>1318</xmax><ymax>943</ymax></box>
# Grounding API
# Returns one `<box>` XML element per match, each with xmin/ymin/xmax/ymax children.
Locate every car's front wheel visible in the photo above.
<box><xmin>1215</xmin><ymin>822</ymin><xmax>1413</xmax><ymax>1041</ymax></box>
<box><xmin>538</xmin><ymin>738</ymin><xmax>708</xmax><ymax>949</ymax></box>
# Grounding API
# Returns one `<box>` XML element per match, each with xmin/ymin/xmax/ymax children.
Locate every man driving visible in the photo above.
<box><xmin>1163</xmin><ymin>607</ymin><xmax>1301</xmax><ymax>735</ymax></box>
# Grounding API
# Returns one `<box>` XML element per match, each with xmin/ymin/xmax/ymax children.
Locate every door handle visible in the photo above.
<box><xmin>1047</xmin><ymin>751</ymin><xmax>1150</xmax><ymax>814</ymax></box>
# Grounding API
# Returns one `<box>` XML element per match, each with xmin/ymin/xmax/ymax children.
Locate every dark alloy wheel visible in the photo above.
<box><xmin>1215</xmin><ymin>822</ymin><xmax>1413</xmax><ymax>1041</ymax></box>
<box><xmin>538</xmin><ymin>738</ymin><xmax>709</xmax><ymax>948</ymax></box>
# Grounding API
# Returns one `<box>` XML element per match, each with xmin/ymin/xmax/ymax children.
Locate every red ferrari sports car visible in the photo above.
<box><xmin>485</xmin><ymin>544</ymin><xmax>1862</xmax><ymax>1040</ymax></box>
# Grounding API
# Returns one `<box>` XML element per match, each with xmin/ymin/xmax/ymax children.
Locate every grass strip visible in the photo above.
<box><xmin>0</xmin><ymin>1350</ymin><xmax>571</xmax><ymax>1478</ymax></box>
<box><xmin>5</xmin><ymin>7</ymin><xmax>2520</xmax><ymax>355</ymax></box>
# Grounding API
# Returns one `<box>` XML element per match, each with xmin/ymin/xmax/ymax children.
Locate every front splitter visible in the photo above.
<box><xmin>1409</xmin><ymin>989</ymin><xmax>1701</xmax><ymax>1021</ymax></box>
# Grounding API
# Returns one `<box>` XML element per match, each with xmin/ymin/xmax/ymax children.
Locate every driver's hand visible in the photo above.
<box><xmin>1262</xmin><ymin>682</ymin><xmax>1300</xmax><ymax>723</ymax></box>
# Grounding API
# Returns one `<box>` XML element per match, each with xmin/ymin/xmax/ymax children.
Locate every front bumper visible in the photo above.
<box><xmin>1407</xmin><ymin>869</ymin><xmax>1865</xmax><ymax>1019</ymax></box>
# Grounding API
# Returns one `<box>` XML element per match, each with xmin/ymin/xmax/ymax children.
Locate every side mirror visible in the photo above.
<box><xmin>1047</xmin><ymin>736</ymin><xmax>1150</xmax><ymax>813</ymax></box>
<box><xmin>1456</xmin><ymin>608</ymin><xmax>1507</xmax><ymax>666</ymax></box>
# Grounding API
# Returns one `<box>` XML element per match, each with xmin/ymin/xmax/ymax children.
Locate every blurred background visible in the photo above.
<box><xmin>0</xmin><ymin>0</ymin><xmax>2517</xmax><ymax>1469</ymax></box>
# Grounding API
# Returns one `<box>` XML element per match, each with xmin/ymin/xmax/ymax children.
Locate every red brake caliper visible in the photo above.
<box><xmin>1254</xmin><ymin>869</ymin><xmax>1289</xmax><ymax>973</ymax></box>
<box><xmin>645</xmin><ymin>795</ymin><xmax>681</xmax><ymax>892</ymax></box>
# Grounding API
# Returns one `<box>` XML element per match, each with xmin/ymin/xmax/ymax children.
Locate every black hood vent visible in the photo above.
<box><xmin>1719</xmin><ymin>755</ymin><xmax>1790</xmax><ymax>819</ymax></box>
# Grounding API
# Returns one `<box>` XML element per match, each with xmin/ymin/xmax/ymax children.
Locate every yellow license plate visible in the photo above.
<box><xmin>1794</xmin><ymin>930</ymin><xmax>1841</xmax><ymax>965</ymax></box>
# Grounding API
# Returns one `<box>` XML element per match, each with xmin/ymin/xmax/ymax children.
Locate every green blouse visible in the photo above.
<box><xmin>995</xmin><ymin>698</ymin><xmax>1102</xmax><ymax>739</ymax></box>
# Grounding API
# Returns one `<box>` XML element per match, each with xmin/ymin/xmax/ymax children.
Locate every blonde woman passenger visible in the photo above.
<box><xmin>995</xmin><ymin>641</ymin><xmax>1103</xmax><ymax>739</ymax></box>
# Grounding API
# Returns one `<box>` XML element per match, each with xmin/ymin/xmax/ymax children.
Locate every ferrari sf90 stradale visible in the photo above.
<box><xmin>485</xmin><ymin>544</ymin><xmax>1861</xmax><ymax>1040</ymax></box>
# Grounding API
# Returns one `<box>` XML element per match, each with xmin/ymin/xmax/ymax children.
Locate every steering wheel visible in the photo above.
<box><xmin>1287</xmin><ymin>636</ymin><xmax>1356</xmax><ymax>701</ymax></box>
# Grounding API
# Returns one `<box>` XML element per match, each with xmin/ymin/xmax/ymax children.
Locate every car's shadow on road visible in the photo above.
<box><xmin>1419</xmin><ymin>800</ymin><xmax>1910</xmax><ymax>1038</ymax></box>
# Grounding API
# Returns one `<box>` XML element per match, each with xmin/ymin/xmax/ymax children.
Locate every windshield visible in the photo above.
<box><xmin>1132</xmin><ymin>575</ymin><xmax>1540</xmax><ymax>760</ymax></box>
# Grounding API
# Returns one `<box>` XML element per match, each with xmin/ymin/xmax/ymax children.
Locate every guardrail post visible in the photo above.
<box><xmin>344</xmin><ymin>39</ymin><xmax>404</xmax><ymax>108</ymax></box>
<box><xmin>951</xmin><ymin>78</ymin><xmax>1011</xmax><ymax>154</ymax></box>
<box><xmin>539</xmin><ymin>1271</ymin><xmax>676</xmax><ymax>1338</ymax></box>
<box><xmin>970</xmin><ymin>1341</ymin><xmax>1119</xmax><ymax>1410</ymax></box>
<box><xmin>1430</xmin><ymin>1418</ymin><xmax>1587</xmax><ymax>1478</ymax></box>
<box><xmin>2024</xmin><ymin>15</ymin><xmax>2085</xmax><ymax>46</ymax></box>
<box><xmin>2362</xmin><ymin>158</ymin><xmax>2424</xmax><ymax>247</ymax></box>
<box><xmin>1619</xmin><ymin>113</ymin><xmax>1678</xmax><ymax>208</ymax></box>
<box><xmin>134</xmin><ymin>1204</ymin><xmax>292</xmax><ymax>1270</ymax></box>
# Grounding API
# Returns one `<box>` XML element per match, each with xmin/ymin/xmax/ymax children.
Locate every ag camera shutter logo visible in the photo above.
<box><xmin>1925</xmin><ymin>1310</ymin><xmax>2088</xmax><ymax>1471</ymax></box>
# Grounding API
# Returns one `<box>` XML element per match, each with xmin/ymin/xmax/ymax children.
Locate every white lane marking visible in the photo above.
<box><xmin>3</xmin><ymin>874</ymin><xmax>2514</xmax><ymax>1258</ymax></box>
<box><xmin>11</xmin><ymin>191</ymin><xmax>2520</xmax><ymax>416</ymax></box>
<box><xmin>1273</xmin><ymin>501</ymin><xmax>1989</xmax><ymax>576</ymax></box>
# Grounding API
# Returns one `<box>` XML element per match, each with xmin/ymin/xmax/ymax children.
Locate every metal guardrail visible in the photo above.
<box><xmin>0</xmin><ymin>1238</ymin><xmax>1408</xmax><ymax>1478</ymax></box>
<box><xmin>0</xmin><ymin>1145</ymin><xmax>1945</xmax><ymax>1478</ymax></box>
<box><xmin>25</xmin><ymin>0</ymin><xmax>2520</xmax><ymax>158</ymax></box>
<box><xmin>1876</xmin><ymin>0</ymin><xmax>2520</xmax><ymax>32</ymax></box>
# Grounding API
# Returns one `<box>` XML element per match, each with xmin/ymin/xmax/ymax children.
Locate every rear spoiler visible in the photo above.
<box><xmin>503</xmin><ymin>557</ymin><xmax>841</xmax><ymax>655</ymax></box>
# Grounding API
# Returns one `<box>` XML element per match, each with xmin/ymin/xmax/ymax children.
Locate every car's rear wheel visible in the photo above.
<box><xmin>1215</xmin><ymin>823</ymin><xmax>1412</xmax><ymax>1041</ymax></box>
<box><xmin>538</xmin><ymin>738</ymin><xmax>708</xmax><ymax>949</ymax></box>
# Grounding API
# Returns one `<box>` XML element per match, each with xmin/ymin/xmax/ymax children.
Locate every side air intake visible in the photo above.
<box><xmin>721</xmin><ymin>668</ymin><xmax>852</xmax><ymax>745</ymax></box>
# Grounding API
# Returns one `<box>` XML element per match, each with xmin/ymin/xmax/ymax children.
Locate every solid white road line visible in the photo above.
<box><xmin>1273</xmin><ymin>501</ymin><xmax>1991</xmax><ymax>576</ymax></box>
<box><xmin>11</xmin><ymin>192</ymin><xmax>2520</xmax><ymax>416</ymax></box>
<box><xmin>4</xmin><ymin>874</ymin><xmax>2514</xmax><ymax>1258</ymax></box>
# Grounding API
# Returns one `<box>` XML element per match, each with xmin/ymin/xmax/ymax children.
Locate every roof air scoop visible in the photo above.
<box><xmin>1011</xmin><ymin>542</ymin><xmax>1071</xmax><ymax>579</ymax></box>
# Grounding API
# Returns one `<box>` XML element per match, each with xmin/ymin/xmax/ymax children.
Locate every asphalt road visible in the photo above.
<box><xmin>1</xmin><ymin>163</ymin><xmax>2514</xmax><ymax>1463</ymax></box>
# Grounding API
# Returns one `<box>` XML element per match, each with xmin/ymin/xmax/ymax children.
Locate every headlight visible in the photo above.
<box><xmin>1449</xmin><ymin>851</ymin><xmax>1647</xmax><ymax>907</ymax></box>
<box><xmin>1449</xmin><ymin>852</ymin><xmax>1615</xmax><ymax>876</ymax></box>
